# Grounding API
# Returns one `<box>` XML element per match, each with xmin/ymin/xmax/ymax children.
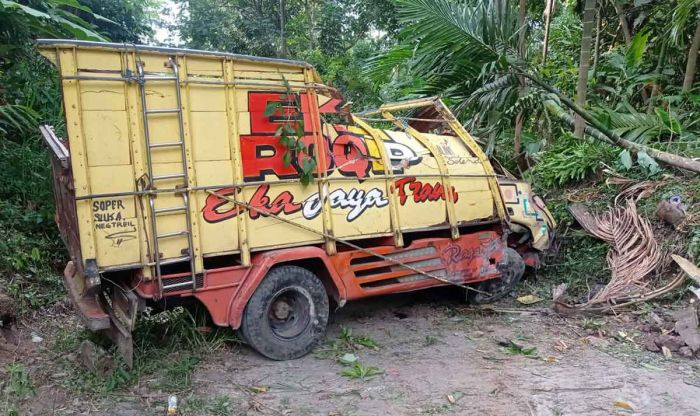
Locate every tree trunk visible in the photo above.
<box><xmin>514</xmin><ymin>0</ymin><xmax>527</xmax><ymax>162</ymax></box>
<box><xmin>647</xmin><ymin>42</ymin><xmax>666</xmax><ymax>113</ymax></box>
<box><xmin>574</xmin><ymin>0</ymin><xmax>597</xmax><ymax>137</ymax></box>
<box><xmin>279</xmin><ymin>0</ymin><xmax>287</xmax><ymax>58</ymax></box>
<box><xmin>592</xmin><ymin>9</ymin><xmax>602</xmax><ymax>77</ymax></box>
<box><xmin>306</xmin><ymin>0</ymin><xmax>317</xmax><ymax>50</ymax></box>
<box><xmin>542</xmin><ymin>0</ymin><xmax>555</xmax><ymax>63</ymax></box>
<box><xmin>613</xmin><ymin>0</ymin><xmax>632</xmax><ymax>44</ymax></box>
<box><xmin>683</xmin><ymin>20</ymin><xmax>700</xmax><ymax>93</ymax></box>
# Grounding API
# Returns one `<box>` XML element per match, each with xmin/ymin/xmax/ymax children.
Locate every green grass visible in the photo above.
<box><xmin>52</xmin><ymin>305</ymin><xmax>238</xmax><ymax>395</ymax></box>
<box><xmin>424</xmin><ymin>334</ymin><xmax>440</xmax><ymax>346</ymax></box>
<box><xmin>0</xmin><ymin>363</ymin><xmax>36</xmax><ymax>416</ymax></box>
<box><xmin>180</xmin><ymin>394</ymin><xmax>232</xmax><ymax>416</ymax></box>
<box><xmin>315</xmin><ymin>326</ymin><xmax>380</xmax><ymax>360</ymax></box>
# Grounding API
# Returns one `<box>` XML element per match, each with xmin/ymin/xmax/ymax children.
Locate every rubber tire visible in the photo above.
<box><xmin>240</xmin><ymin>265</ymin><xmax>329</xmax><ymax>360</ymax></box>
<box><xmin>469</xmin><ymin>248</ymin><xmax>526</xmax><ymax>304</ymax></box>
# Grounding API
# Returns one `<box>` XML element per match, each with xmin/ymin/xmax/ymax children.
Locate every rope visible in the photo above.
<box><xmin>204</xmin><ymin>189</ymin><xmax>493</xmax><ymax>296</ymax></box>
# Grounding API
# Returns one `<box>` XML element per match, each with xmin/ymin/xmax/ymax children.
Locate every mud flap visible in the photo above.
<box><xmin>63</xmin><ymin>262</ymin><xmax>110</xmax><ymax>331</ymax></box>
<box><xmin>98</xmin><ymin>284</ymin><xmax>141</xmax><ymax>368</ymax></box>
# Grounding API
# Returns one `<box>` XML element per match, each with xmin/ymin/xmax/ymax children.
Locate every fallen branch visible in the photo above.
<box><xmin>672</xmin><ymin>254</ymin><xmax>700</xmax><ymax>285</ymax></box>
<box><xmin>521</xmin><ymin>72</ymin><xmax>700</xmax><ymax>173</ymax></box>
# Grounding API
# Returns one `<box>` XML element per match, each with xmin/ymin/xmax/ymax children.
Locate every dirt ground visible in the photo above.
<box><xmin>3</xmin><ymin>288</ymin><xmax>700</xmax><ymax>416</ymax></box>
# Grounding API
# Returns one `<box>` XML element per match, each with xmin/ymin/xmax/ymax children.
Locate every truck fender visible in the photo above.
<box><xmin>227</xmin><ymin>246</ymin><xmax>347</xmax><ymax>329</ymax></box>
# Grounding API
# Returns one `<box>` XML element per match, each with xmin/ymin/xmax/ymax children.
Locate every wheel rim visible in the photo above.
<box><xmin>479</xmin><ymin>269</ymin><xmax>516</xmax><ymax>299</ymax></box>
<box><xmin>266</xmin><ymin>286</ymin><xmax>313</xmax><ymax>340</ymax></box>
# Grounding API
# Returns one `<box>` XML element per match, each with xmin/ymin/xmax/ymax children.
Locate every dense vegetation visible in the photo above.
<box><xmin>0</xmin><ymin>0</ymin><xmax>699</xmax><ymax>312</ymax></box>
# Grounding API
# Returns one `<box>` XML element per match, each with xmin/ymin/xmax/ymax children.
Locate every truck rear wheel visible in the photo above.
<box><xmin>469</xmin><ymin>248</ymin><xmax>525</xmax><ymax>304</ymax></box>
<box><xmin>240</xmin><ymin>265</ymin><xmax>329</xmax><ymax>360</ymax></box>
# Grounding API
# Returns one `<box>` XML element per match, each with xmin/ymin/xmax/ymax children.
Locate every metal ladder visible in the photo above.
<box><xmin>136</xmin><ymin>57</ymin><xmax>197</xmax><ymax>293</ymax></box>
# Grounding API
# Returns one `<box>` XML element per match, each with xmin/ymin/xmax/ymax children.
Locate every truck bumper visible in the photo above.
<box><xmin>63</xmin><ymin>261</ymin><xmax>110</xmax><ymax>331</ymax></box>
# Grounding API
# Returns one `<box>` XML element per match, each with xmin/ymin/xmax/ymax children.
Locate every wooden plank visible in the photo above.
<box><xmin>224</xmin><ymin>58</ymin><xmax>251</xmax><ymax>266</ymax></box>
<box><xmin>177</xmin><ymin>55</ymin><xmax>204</xmax><ymax>274</ymax></box>
<box><xmin>59</xmin><ymin>47</ymin><xmax>97</xmax><ymax>264</ymax></box>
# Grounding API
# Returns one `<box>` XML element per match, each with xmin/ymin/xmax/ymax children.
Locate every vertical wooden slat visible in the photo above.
<box><xmin>433</xmin><ymin>100</ymin><xmax>506</xmax><ymax>222</ymax></box>
<box><xmin>177</xmin><ymin>55</ymin><xmax>204</xmax><ymax>274</ymax></box>
<box><xmin>59</xmin><ymin>47</ymin><xmax>97</xmax><ymax>263</ymax></box>
<box><xmin>223</xmin><ymin>58</ymin><xmax>250</xmax><ymax>266</ymax></box>
<box><xmin>304</xmin><ymin>68</ymin><xmax>336</xmax><ymax>255</ymax></box>
<box><xmin>381</xmin><ymin>111</ymin><xmax>460</xmax><ymax>240</ymax></box>
<box><xmin>351</xmin><ymin>116</ymin><xmax>404</xmax><ymax>247</ymax></box>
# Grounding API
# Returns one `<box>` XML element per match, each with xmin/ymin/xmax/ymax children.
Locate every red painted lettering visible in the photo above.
<box><xmin>332</xmin><ymin>133</ymin><xmax>370</xmax><ymax>178</ymax></box>
<box><xmin>395</xmin><ymin>177</ymin><xmax>459</xmax><ymax>206</ymax></box>
<box><xmin>201</xmin><ymin>187</ymin><xmax>242</xmax><ymax>223</ymax></box>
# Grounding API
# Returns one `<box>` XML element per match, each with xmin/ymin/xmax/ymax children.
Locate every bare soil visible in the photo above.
<box><xmin>3</xmin><ymin>288</ymin><xmax>700</xmax><ymax>415</ymax></box>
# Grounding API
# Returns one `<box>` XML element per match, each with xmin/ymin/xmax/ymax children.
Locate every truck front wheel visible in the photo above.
<box><xmin>240</xmin><ymin>265</ymin><xmax>329</xmax><ymax>360</ymax></box>
<box><xmin>469</xmin><ymin>248</ymin><xmax>525</xmax><ymax>304</ymax></box>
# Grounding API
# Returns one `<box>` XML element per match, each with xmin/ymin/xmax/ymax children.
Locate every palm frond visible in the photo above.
<box><xmin>367</xmin><ymin>0</ymin><xmax>520</xmax><ymax>104</ymax></box>
<box><xmin>670</xmin><ymin>0</ymin><xmax>698</xmax><ymax>45</ymax></box>
<box><xmin>0</xmin><ymin>104</ymin><xmax>37</xmax><ymax>136</ymax></box>
<box><xmin>592</xmin><ymin>106</ymin><xmax>682</xmax><ymax>143</ymax></box>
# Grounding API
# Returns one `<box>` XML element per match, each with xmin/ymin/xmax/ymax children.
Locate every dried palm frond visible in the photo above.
<box><xmin>568</xmin><ymin>199</ymin><xmax>663</xmax><ymax>308</ymax></box>
<box><xmin>605</xmin><ymin>176</ymin><xmax>668</xmax><ymax>205</ymax></box>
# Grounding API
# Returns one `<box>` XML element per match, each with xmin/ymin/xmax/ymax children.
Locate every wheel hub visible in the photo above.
<box><xmin>271</xmin><ymin>299</ymin><xmax>292</xmax><ymax>320</ymax></box>
<box><xmin>266</xmin><ymin>287</ymin><xmax>313</xmax><ymax>340</ymax></box>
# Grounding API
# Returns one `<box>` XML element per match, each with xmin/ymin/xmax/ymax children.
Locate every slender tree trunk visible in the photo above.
<box><xmin>683</xmin><ymin>21</ymin><xmax>700</xmax><ymax>93</ymax></box>
<box><xmin>592</xmin><ymin>9</ymin><xmax>602</xmax><ymax>77</ymax></box>
<box><xmin>514</xmin><ymin>0</ymin><xmax>527</xmax><ymax>164</ymax></box>
<box><xmin>542</xmin><ymin>0</ymin><xmax>555</xmax><ymax>63</ymax></box>
<box><xmin>647</xmin><ymin>42</ymin><xmax>666</xmax><ymax>113</ymax></box>
<box><xmin>279</xmin><ymin>0</ymin><xmax>287</xmax><ymax>58</ymax></box>
<box><xmin>574</xmin><ymin>0</ymin><xmax>597</xmax><ymax>137</ymax></box>
<box><xmin>612</xmin><ymin>0</ymin><xmax>652</xmax><ymax>103</ymax></box>
<box><xmin>613</xmin><ymin>0</ymin><xmax>632</xmax><ymax>44</ymax></box>
<box><xmin>306</xmin><ymin>0</ymin><xmax>317</xmax><ymax>50</ymax></box>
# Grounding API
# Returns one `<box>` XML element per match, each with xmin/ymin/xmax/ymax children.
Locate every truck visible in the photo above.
<box><xmin>37</xmin><ymin>40</ymin><xmax>555</xmax><ymax>365</ymax></box>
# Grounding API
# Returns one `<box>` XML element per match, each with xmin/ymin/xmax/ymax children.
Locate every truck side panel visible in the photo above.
<box><xmin>39</xmin><ymin>41</ymin><xmax>503</xmax><ymax>281</ymax></box>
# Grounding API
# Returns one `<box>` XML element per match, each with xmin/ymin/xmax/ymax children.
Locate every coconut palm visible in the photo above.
<box><xmin>368</xmin><ymin>0</ymin><xmax>700</xmax><ymax>173</ymax></box>
<box><xmin>669</xmin><ymin>0</ymin><xmax>700</xmax><ymax>92</ymax></box>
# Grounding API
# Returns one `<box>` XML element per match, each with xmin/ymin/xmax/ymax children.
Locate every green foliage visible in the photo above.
<box><xmin>77</xmin><ymin>0</ymin><xmax>160</xmax><ymax>42</ymax></box>
<box><xmin>374</xmin><ymin>0</ymin><xmax>519</xmax><ymax>113</ymax></box>
<box><xmin>500</xmin><ymin>340</ymin><xmax>538</xmax><ymax>358</ymax></box>
<box><xmin>529</xmin><ymin>134</ymin><xmax>617</xmax><ymax>188</ymax></box>
<box><xmin>339</xmin><ymin>361</ymin><xmax>383</xmax><ymax>380</ymax></box>
<box><xmin>315</xmin><ymin>326</ymin><xmax>380</xmax><ymax>360</ymax></box>
<box><xmin>424</xmin><ymin>334</ymin><xmax>440</xmax><ymax>346</ymax></box>
<box><xmin>1</xmin><ymin>363</ymin><xmax>36</xmax><ymax>415</ymax></box>
<box><xmin>0</xmin><ymin>45</ymin><xmax>67</xmax><ymax>310</ymax></box>
<box><xmin>0</xmin><ymin>0</ymin><xmax>107</xmax><ymax>43</ymax></box>
<box><xmin>0</xmin><ymin>0</ymin><xmax>155</xmax><ymax>312</ymax></box>
<box><xmin>264</xmin><ymin>78</ymin><xmax>316</xmax><ymax>185</ymax></box>
<box><xmin>180</xmin><ymin>394</ymin><xmax>232</xmax><ymax>416</ymax></box>
<box><xmin>174</xmin><ymin>0</ymin><xmax>281</xmax><ymax>57</ymax></box>
<box><xmin>690</xmin><ymin>227</ymin><xmax>700</xmax><ymax>262</ymax></box>
<box><xmin>0</xmin><ymin>104</ymin><xmax>36</xmax><ymax>135</ymax></box>
<box><xmin>538</xmin><ymin>4</ymin><xmax>581</xmax><ymax>97</ymax></box>
<box><xmin>175</xmin><ymin>0</ymin><xmax>394</xmax><ymax>109</ymax></box>
<box><xmin>2</xmin><ymin>363</ymin><xmax>36</xmax><ymax>399</ymax></box>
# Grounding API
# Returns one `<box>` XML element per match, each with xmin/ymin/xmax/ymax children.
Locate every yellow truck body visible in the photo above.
<box><xmin>38</xmin><ymin>40</ymin><xmax>554</xmax><ymax>363</ymax></box>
